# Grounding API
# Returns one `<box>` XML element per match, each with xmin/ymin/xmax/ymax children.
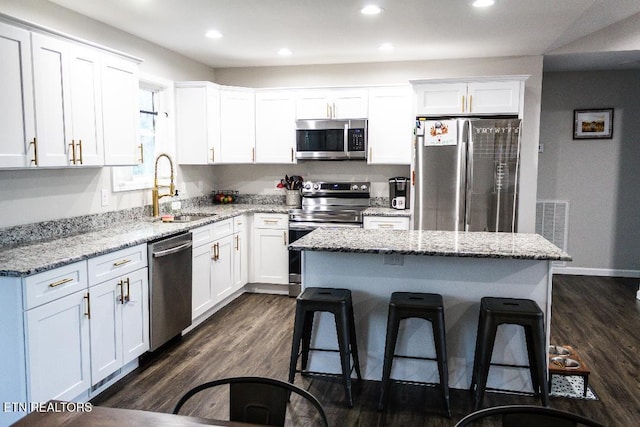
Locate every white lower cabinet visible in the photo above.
<box><xmin>25</xmin><ymin>288</ymin><xmax>91</xmax><ymax>403</ymax></box>
<box><xmin>252</xmin><ymin>213</ymin><xmax>289</xmax><ymax>284</ymax></box>
<box><xmin>363</xmin><ymin>216</ymin><xmax>411</xmax><ymax>230</ymax></box>
<box><xmin>212</xmin><ymin>234</ymin><xmax>234</xmax><ymax>302</ymax></box>
<box><xmin>88</xmin><ymin>267</ymin><xmax>149</xmax><ymax>385</ymax></box>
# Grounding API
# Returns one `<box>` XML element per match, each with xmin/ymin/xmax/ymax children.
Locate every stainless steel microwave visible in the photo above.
<box><xmin>295</xmin><ymin>119</ymin><xmax>367</xmax><ymax>160</ymax></box>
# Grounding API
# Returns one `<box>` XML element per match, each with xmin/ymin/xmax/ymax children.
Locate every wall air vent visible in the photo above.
<box><xmin>536</xmin><ymin>200</ymin><xmax>569</xmax><ymax>267</ymax></box>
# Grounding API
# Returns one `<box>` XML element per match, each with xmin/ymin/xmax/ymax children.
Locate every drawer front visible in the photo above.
<box><xmin>363</xmin><ymin>216</ymin><xmax>411</xmax><ymax>230</ymax></box>
<box><xmin>24</xmin><ymin>261</ymin><xmax>88</xmax><ymax>310</ymax></box>
<box><xmin>233</xmin><ymin>215</ymin><xmax>246</xmax><ymax>233</ymax></box>
<box><xmin>254</xmin><ymin>213</ymin><xmax>288</xmax><ymax>229</ymax></box>
<box><xmin>87</xmin><ymin>244</ymin><xmax>147</xmax><ymax>287</ymax></box>
<box><xmin>212</xmin><ymin>218</ymin><xmax>234</xmax><ymax>240</ymax></box>
<box><xmin>191</xmin><ymin>224</ymin><xmax>214</xmax><ymax>247</ymax></box>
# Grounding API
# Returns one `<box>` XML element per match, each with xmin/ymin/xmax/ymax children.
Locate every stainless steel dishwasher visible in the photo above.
<box><xmin>148</xmin><ymin>232</ymin><xmax>193</xmax><ymax>351</ymax></box>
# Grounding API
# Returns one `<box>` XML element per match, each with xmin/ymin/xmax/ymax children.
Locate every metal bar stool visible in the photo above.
<box><xmin>378</xmin><ymin>292</ymin><xmax>450</xmax><ymax>417</ymax></box>
<box><xmin>288</xmin><ymin>287</ymin><xmax>362</xmax><ymax>407</ymax></box>
<box><xmin>470</xmin><ymin>297</ymin><xmax>548</xmax><ymax>410</ymax></box>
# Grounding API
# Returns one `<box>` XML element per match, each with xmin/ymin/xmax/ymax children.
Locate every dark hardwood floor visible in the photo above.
<box><xmin>92</xmin><ymin>275</ymin><xmax>640</xmax><ymax>426</ymax></box>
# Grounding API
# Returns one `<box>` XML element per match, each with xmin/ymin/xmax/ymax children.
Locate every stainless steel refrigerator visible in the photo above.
<box><xmin>413</xmin><ymin>117</ymin><xmax>522</xmax><ymax>232</ymax></box>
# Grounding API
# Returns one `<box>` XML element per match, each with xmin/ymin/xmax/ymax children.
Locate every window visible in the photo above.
<box><xmin>112</xmin><ymin>76</ymin><xmax>175</xmax><ymax>192</ymax></box>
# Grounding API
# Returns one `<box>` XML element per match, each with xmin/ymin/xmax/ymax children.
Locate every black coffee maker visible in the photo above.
<box><xmin>388</xmin><ymin>177</ymin><xmax>410</xmax><ymax>210</ymax></box>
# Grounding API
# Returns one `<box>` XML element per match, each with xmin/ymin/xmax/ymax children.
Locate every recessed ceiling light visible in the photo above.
<box><xmin>472</xmin><ymin>0</ymin><xmax>495</xmax><ymax>7</ymax></box>
<box><xmin>205</xmin><ymin>30</ymin><xmax>223</xmax><ymax>39</ymax></box>
<box><xmin>379</xmin><ymin>43</ymin><xmax>394</xmax><ymax>51</ymax></box>
<box><xmin>277</xmin><ymin>48</ymin><xmax>292</xmax><ymax>56</ymax></box>
<box><xmin>361</xmin><ymin>5</ymin><xmax>383</xmax><ymax>15</ymax></box>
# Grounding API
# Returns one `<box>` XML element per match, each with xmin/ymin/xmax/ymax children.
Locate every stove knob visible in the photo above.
<box><xmin>313</xmin><ymin>183</ymin><xmax>320</xmax><ymax>190</ymax></box>
<box><xmin>360</xmin><ymin>184</ymin><xmax>368</xmax><ymax>191</ymax></box>
<box><xmin>351</xmin><ymin>184</ymin><xmax>359</xmax><ymax>191</ymax></box>
<box><xmin>304</xmin><ymin>182</ymin><xmax>312</xmax><ymax>190</ymax></box>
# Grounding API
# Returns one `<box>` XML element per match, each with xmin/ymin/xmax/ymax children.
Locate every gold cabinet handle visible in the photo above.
<box><xmin>326</xmin><ymin>103</ymin><xmax>331</xmax><ymax>119</ymax></box>
<box><xmin>462</xmin><ymin>95</ymin><xmax>465</xmax><ymax>113</ymax></box>
<box><xmin>263</xmin><ymin>219</ymin><xmax>279</xmax><ymax>224</ymax></box>
<box><xmin>211</xmin><ymin>244</ymin><xmax>216</xmax><ymax>260</ymax></box>
<box><xmin>138</xmin><ymin>143</ymin><xmax>144</xmax><ymax>164</ymax></box>
<box><xmin>210</xmin><ymin>147</ymin><xmax>215</xmax><ymax>163</ymax></box>
<box><xmin>332</xmin><ymin>102</ymin><xmax>336</xmax><ymax>118</ymax></box>
<box><xmin>369</xmin><ymin>147</ymin><xmax>372</xmax><ymax>161</ymax></box>
<box><xmin>235</xmin><ymin>235</ymin><xmax>239</xmax><ymax>251</ymax></box>
<box><xmin>113</xmin><ymin>259</ymin><xmax>131</xmax><ymax>267</ymax></box>
<box><xmin>118</xmin><ymin>279</ymin><xmax>125</xmax><ymax>304</ymax></box>
<box><xmin>49</xmin><ymin>277</ymin><xmax>73</xmax><ymax>288</ymax></box>
<box><xmin>251</xmin><ymin>147</ymin><xmax>255</xmax><ymax>162</ymax></box>
<box><xmin>69</xmin><ymin>140</ymin><xmax>77</xmax><ymax>164</ymax></box>
<box><xmin>77</xmin><ymin>139</ymin><xmax>83</xmax><ymax>165</ymax></box>
<box><xmin>124</xmin><ymin>277</ymin><xmax>131</xmax><ymax>303</ymax></box>
<box><xmin>283</xmin><ymin>231</ymin><xmax>287</xmax><ymax>245</ymax></box>
<box><xmin>84</xmin><ymin>292</ymin><xmax>91</xmax><ymax>319</ymax></box>
<box><xmin>469</xmin><ymin>95</ymin><xmax>473</xmax><ymax>113</ymax></box>
<box><xmin>30</xmin><ymin>138</ymin><xmax>38</xmax><ymax>166</ymax></box>
<box><xmin>378</xmin><ymin>223</ymin><xmax>395</xmax><ymax>229</ymax></box>
<box><xmin>290</xmin><ymin>147</ymin><xmax>294</xmax><ymax>162</ymax></box>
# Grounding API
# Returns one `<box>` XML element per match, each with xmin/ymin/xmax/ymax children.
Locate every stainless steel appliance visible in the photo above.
<box><xmin>148</xmin><ymin>232</ymin><xmax>193</xmax><ymax>351</ymax></box>
<box><xmin>288</xmin><ymin>181</ymin><xmax>370</xmax><ymax>292</ymax></box>
<box><xmin>389</xmin><ymin>177</ymin><xmax>410</xmax><ymax>210</ymax></box>
<box><xmin>414</xmin><ymin>117</ymin><xmax>522</xmax><ymax>232</ymax></box>
<box><xmin>295</xmin><ymin>119</ymin><xmax>367</xmax><ymax>160</ymax></box>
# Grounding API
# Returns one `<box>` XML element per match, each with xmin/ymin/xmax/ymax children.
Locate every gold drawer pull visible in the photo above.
<box><xmin>113</xmin><ymin>259</ymin><xmax>132</xmax><ymax>267</ymax></box>
<box><xmin>84</xmin><ymin>292</ymin><xmax>91</xmax><ymax>319</ymax></box>
<box><xmin>263</xmin><ymin>219</ymin><xmax>279</xmax><ymax>224</ymax></box>
<box><xmin>49</xmin><ymin>277</ymin><xmax>73</xmax><ymax>288</ymax></box>
<box><xmin>379</xmin><ymin>223</ymin><xmax>395</xmax><ymax>228</ymax></box>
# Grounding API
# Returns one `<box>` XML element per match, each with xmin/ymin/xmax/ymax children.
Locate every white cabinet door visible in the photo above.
<box><xmin>31</xmin><ymin>34</ymin><xmax>71</xmax><ymax>167</ymax></box>
<box><xmin>414</xmin><ymin>82</ymin><xmax>467</xmax><ymax>116</ymax></box>
<box><xmin>0</xmin><ymin>22</ymin><xmax>35</xmax><ymax>168</ymax></box>
<box><xmin>25</xmin><ymin>290</ymin><xmax>91</xmax><ymax>403</ymax></box>
<box><xmin>367</xmin><ymin>86</ymin><xmax>413</xmax><ymax>164</ymax></box>
<box><xmin>121</xmin><ymin>268</ymin><xmax>149</xmax><ymax>364</ymax></box>
<box><xmin>295</xmin><ymin>90</ymin><xmax>332</xmax><ymax>119</ymax></box>
<box><xmin>253</xmin><ymin>228</ymin><xmax>289</xmax><ymax>285</ymax></box>
<box><xmin>233</xmin><ymin>215</ymin><xmax>248</xmax><ymax>291</ymax></box>
<box><xmin>102</xmin><ymin>55</ymin><xmax>139</xmax><ymax>166</ymax></box>
<box><xmin>212</xmin><ymin>235</ymin><xmax>234</xmax><ymax>303</ymax></box>
<box><xmin>363</xmin><ymin>216</ymin><xmax>411</xmax><ymax>230</ymax></box>
<box><xmin>467</xmin><ymin>81</ymin><xmax>521</xmax><ymax>114</ymax></box>
<box><xmin>255</xmin><ymin>90</ymin><xmax>296</xmax><ymax>163</ymax></box>
<box><xmin>192</xmin><ymin>242</ymin><xmax>214</xmax><ymax>320</ymax></box>
<box><xmin>219</xmin><ymin>89</ymin><xmax>255</xmax><ymax>163</ymax></box>
<box><xmin>176</xmin><ymin>83</ymin><xmax>220</xmax><ymax>165</ymax></box>
<box><xmin>68</xmin><ymin>46</ymin><xmax>103</xmax><ymax>166</ymax></box>
<box><xmin>89</xmin><ymin>279</ymin><xmax>122</xmax><ymax>385</ymax></box>
<box><xmin>332</xmin><ymin>89</ymin><xmax>368</xmax><ymax>119</ymax></box>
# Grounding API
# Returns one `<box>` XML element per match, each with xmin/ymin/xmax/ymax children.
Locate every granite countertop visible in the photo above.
<box><xmin>288</xmin><ymin>228</ymin><xmax>572</xmax><ymax>261</ymax></box>
<box><xmin>0</xmin><ymin>204</ymin><xmax>288</xmax><ymax>277</ymax></box>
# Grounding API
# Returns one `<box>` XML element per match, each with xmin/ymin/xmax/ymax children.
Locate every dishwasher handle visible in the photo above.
<box><xmin>152</xmin><ymin>241</ymin><xmax>193</xmax><ymax>258</ymax></box>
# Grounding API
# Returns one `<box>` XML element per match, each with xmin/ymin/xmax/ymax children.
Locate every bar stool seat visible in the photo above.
<box><xmin>288</xmin><ymin>287</ymin><xmax>362</xmax><ymax>407</ymax></box>
<box><xmin>470</xmin><ymin>297</ymin><xmax>548</xmax><ymax>410</ymax></box>
<box><xmin>378</xmin><ymin>292</ymin><xmax>450</xmax><ymax>417</ymax></box>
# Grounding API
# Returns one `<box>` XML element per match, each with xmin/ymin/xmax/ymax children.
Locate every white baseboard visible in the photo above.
<box><xmin>552</xmin><ymin>266</ymin><xmax>640</xmax><ymax>278</ymax></box>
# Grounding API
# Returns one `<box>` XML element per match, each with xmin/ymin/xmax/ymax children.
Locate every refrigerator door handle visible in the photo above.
<box><xmin>463</xmin><ymin>120</ymin><xmax>473</xmax><ymax>232</ymax></box>
<box><xmin>458</xmin><ymin>139</ymin><xmax>467</xmax><ymax>232</ymax></box>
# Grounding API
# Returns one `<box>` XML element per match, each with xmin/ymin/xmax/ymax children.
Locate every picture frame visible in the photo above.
<box><xmin>573</xmin><ymin>108</ymin><xmax>614</xmax><ymax>139</ymax></box>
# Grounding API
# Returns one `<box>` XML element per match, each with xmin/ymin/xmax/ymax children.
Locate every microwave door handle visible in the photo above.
<box><xmin>344</xmin><ymin>123</ymin><xmax>349</xmax><ymax>157</ymax></box>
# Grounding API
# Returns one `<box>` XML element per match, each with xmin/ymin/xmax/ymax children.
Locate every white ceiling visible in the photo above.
<box><xmin>48</xmin><ymin>0</ymin><xmax>640</xmax><ymax>71</ymax></box>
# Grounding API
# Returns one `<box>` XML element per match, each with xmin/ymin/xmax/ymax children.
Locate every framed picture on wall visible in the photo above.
<box><xmin>573</xmin><ymin>108</ymin><xmax>614</xmax><ymax>139</ymax></box>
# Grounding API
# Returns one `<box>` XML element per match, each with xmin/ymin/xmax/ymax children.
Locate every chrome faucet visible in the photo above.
<box><xmin>152</xmin><ymin>153</ymin><xmax>175</xmax><ymax>217</ymax></box>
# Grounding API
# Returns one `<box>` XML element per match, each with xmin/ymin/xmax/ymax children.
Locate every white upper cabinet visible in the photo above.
<box><xmin>176</xmin><ymin>82</ymin><xmax>220</xmax><ymax>165</ymax></box>
<box><xmin>367</xmin><ymin>86</ymin><xmax>413</xmax><ymax>165</ymax></box>
<box><xmin>0</xmin><ymin>22</ymin><xmax>35</xmax><ymax>168</ymax></box>
<box><xmin>296</xmin><ymin>88</ymin><xmax>368</xmax><ymax>120</ymax></box>
<box><xmin>414</xmin><ymin>80</ymin><xmax>522</xmax><ymax>115</ymax></box>
<box><xmin>219</xmin><ymin>88</ymin><xmax>255</xmax><ymax>163</ymax></box>
<box><xmin>101</xmin><ymin>54</ymin><xmax>140</xmax><ymax>166</ymax></box>
<box><xmin>32</xmin><ymin>34</ymin><xmax>103</xmax><ymax>167</ymax></box>
<box><xmin>255</xmin><ymin>90</ymin><xmax>296</xmax><ymax>164</ymax></box>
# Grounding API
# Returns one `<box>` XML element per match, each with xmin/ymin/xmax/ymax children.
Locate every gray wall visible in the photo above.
<box><xmin>538</xmin><ymin>70</ymin><xmax>640</xmax><ymax>274</ymax></box>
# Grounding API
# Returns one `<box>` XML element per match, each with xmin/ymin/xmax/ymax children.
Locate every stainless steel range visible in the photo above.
<box><xmin>288</xmin><ymin>181</ymin><xmax>370</xmax><ymax>292</ymax></box>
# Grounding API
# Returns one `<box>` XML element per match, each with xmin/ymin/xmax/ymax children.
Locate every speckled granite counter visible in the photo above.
<box><xmin>288</xmin><ymin>228</ymin><xmax>571</xmax><ymax>261</ymax></box>
<box><xmin>295</xmin><ymin>227</ymin><xmax>570</xmax><ymax>391</ymax></box>
<box><xmin>0</xmin><ymin>204</ymin><xmax>288</xmax><ymax>277</ymax></box>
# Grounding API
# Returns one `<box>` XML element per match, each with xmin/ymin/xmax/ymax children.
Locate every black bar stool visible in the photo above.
<box><xmin>470</xmin><ymin>297</ymin><xmax>548</xmax><ymax>410</ymax></box>
<box><xmin>288</xmin><ymin>287</ymin><xmax>362</xmax><ymax>407</ymax></box>
<box><xmin>378</xmin><ymin>292</ymin><xmax>450</xmax><ymax>417</ymax></box>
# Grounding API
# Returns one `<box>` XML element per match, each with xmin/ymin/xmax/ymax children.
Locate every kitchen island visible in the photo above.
<box><xmin>288</xmin><ymin>228</ymin><xmax>570</xmax><ymax>392</ymax></box>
